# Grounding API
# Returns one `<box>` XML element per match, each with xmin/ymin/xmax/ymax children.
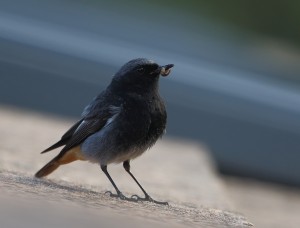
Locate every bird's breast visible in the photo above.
<box><xmin>81</xmin><ymin>93</ymin><xmax>167</xmax><ymax>165</ymax></box>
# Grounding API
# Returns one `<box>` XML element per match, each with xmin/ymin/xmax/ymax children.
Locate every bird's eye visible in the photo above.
<box><xmin>136</xmin><ymin>67</ymin><xmax>145</xmax><ymax>74</ymax></box>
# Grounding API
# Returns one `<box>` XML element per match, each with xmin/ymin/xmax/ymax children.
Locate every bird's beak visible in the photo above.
<box><xmin>160</xmin><ymin>64</ymin><xmax>174</xmax><ymax>77</ymax></box>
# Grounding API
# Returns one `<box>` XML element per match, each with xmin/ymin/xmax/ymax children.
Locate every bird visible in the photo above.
<box><xmin>35</xmin><ymin>58</ymin><xmax>174</xmax><ymax>205</ymax></box>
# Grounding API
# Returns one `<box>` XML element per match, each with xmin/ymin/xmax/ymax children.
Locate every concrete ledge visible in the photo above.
<box><xmin>0</xmin><ymin>106</ymin><xmax>252</xmax><ymax>227</ymax></box>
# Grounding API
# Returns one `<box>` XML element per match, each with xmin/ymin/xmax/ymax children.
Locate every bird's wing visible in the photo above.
<box><xmin>41</xmin><ymin>119</ymin><xmax>84</xmax><ymax>153</ymax></box>
<box><xmin>41</xmin><ymin>105</ymin><xmax>121</xmax><ymax>155</ymax></box>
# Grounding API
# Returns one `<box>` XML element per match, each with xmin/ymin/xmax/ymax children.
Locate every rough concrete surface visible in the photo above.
<box><xmin>225</xmin><ymin>177</ymin><xmax>300</xmax><ymax>228</ymax></box>
<box><xmin>0</xmin><ymin>106</ymin><xmax>252</xmax><ymax>227</ymax></box>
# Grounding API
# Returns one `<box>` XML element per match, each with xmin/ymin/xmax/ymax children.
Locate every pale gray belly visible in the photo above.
<box><xmin>80</xmin><ymin>124</ymin><xmax>149</xmax><ymax>165</ymax></box>
<box><xmin>109</xmin><ymin>145</ymin><xmax>148</xmax><ymax>164</ymax></box>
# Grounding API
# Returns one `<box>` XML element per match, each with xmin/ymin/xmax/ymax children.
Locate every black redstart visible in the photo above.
<box><xmin>35</xmin><ymin>58</ymin><xmax>174</xmax><ymax>205</ymax></box>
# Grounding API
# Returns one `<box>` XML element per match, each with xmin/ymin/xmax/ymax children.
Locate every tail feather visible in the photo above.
<box><xmin>35</xmin><ymin>146</ymin><xmax>84</xmax><ymax>178</ymax></box>
<box><xmin>35</xmin><ymin>157</ymin><xmax>60</xmax><ymax>178</ymax></box>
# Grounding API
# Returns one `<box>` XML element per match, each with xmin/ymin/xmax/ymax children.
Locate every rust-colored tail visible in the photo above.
<box><xmin>35</xmin><ymin>156</ymin><xmax>61</xmax><ymax>178</ymax></box>
<box><xmin>35</xmin><ymin>146</ymin><xmax>84</xmax><ymax>178</ymax></box>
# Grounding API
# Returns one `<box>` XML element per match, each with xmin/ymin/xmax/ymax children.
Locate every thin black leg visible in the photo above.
<box><xmin>100</xmin><ymin>165</ymin><xmax>136</xmax><ymax>202</ymax></box>
<box><xmin>123</xmin><ymin>160</ymin><xmax>168</xmax><ymax>205</ymax></box>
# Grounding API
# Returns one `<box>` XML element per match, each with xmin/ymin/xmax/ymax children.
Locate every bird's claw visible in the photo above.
<box><xmin>105</xmin><ymin>191</ymin><xmax>137</xmax><ymax>202</ymax></box>
<box><xmin>105</xmin><ymin>191</ymin><xmax>168</xmax><ymax>205</ymax></box>
<box><xmin>130</xmin><ymin>194</ymin><xmax>169</xmax><ymax>205</ymax></box>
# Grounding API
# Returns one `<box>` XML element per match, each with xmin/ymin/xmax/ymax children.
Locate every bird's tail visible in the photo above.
<box><xmin>35</xmin><ymin>146</ymin><xmax>84</xmax><ymax>178</ymax></box>
<box><xmin>35</xmin><ymin>156</ymin><xmax>61</xmax><ymax>178</ymax></box>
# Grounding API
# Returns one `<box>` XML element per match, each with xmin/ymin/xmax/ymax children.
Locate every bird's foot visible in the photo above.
<box><xmin>131</xmin><ymin>194</ymin><xmax>169</xmax><ymax>205</ymax></box>
<box><xmin>105</xmin><ymin>191</ymin><xmax>137</xmax><ymax>202</ymax></box>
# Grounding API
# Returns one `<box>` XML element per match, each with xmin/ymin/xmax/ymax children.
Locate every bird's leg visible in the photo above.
<box><xmin>100</xmin><ymin>165</ymin><xmax>136</xmax><ymax>202</ymax></box>
<box><xmin>123</xmin><ymin>160</ymin><xmax>168</xmax><ymax>205</ymax></box>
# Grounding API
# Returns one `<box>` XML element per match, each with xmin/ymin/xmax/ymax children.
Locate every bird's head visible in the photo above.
<box><xmin>111</xmin><ymin>58</ymin><xmax>174</xmax><ymax>93</ymax></box>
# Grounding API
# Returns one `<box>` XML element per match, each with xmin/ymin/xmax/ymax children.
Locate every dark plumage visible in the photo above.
<box><xmin>35</xmin><ymin>58</ymin><xmax>174</xmax><ymax>205</ymax></box>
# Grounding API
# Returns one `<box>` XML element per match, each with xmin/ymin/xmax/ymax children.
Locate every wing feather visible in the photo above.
<box><xmin>50</xmin><ymin>105</ymin><xmax>121</xmax><ymax>160</ymax></box>
<box><xmin>41</xmin><ymin>119</ymin><xmax>84</xmax><ymax>153</ymax></box>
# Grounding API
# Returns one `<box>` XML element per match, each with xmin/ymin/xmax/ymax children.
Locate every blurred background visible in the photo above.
<box><xmin>1</xmin><ymin>0</ymin><xmax>300</xmax><ymax>226</ymax></box>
